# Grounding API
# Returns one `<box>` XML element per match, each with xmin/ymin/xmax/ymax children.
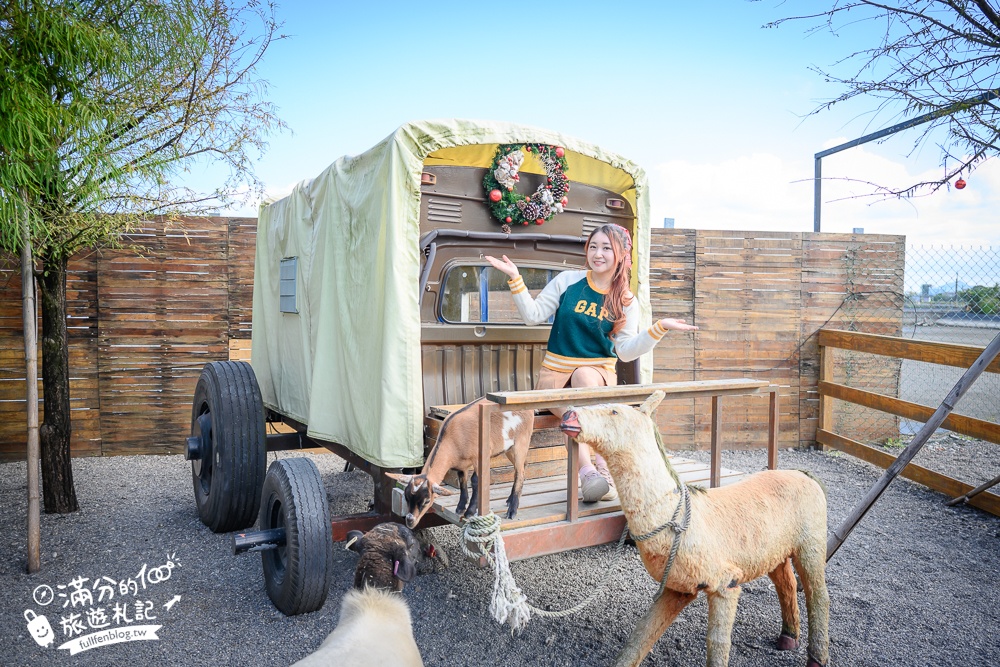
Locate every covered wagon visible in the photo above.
<box><xmin>186</xmin><ymin>119</ymin><xmax>663</xmax><ymax>614</ymax></box>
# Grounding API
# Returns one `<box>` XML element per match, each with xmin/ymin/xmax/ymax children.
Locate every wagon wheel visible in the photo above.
<box><xmin>188</xmin><ymin>361</ymin><xmax>266</xmax><ymax>533</ymax></box>
<box><xmin>259</xmin><ymin>457</ymin><xmax>333</xmax><ymax>615</ymax></box>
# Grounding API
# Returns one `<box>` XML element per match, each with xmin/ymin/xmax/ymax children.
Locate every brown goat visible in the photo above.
<box><xmin>386</xmin><ymin>397</ymin><xmax>534</xmax><ymax>527</ymax></box>
<box><xmin>560</xmin><ymin>391</ymin><xmax>830</xmax><ymax>667</ymax></box>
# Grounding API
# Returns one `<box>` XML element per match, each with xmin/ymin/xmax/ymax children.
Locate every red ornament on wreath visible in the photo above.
<box><xmin>482</xmin><ymin>143</ymin><xmax>570</xmax><ymax>228</ymax></box>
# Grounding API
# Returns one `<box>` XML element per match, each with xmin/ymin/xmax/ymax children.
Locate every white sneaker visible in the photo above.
<box><xmin>580</xmin><ymin>470</ymin><xmax>610</xmax><ymax>503</ymax></box>
<box><xmin>595</xmin><ymin>463</ymin><xmax>618</xmax><ymax>502</ymax></box>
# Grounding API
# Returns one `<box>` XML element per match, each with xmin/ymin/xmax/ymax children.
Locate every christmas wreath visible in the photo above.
<box><xmin>483</xmin><ymin>143</ymin><xmax>570</xmax><ymax>232</ymax></box>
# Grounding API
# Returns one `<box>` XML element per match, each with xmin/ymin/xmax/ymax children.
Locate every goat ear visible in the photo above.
<box><xmin>639</xmin><ymin>390</ymin><xmax>665</xmax><ymax>416</ymax></box>
<box><xmin>393</xmin><ymin>547</ymin><xmax>417</xmax><ymax>583</ymax></box>
<box><xmin>384</xmin><ymin>472</ymin><xmax>413</xmax><ymax>485</ymax></box>
<box><xmin>432</xmin><ymin>483</ymin><xmax>454</xmax><ymax>496</ymax></box>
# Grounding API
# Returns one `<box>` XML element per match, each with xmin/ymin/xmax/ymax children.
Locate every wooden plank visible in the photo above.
<box><xmin>567</xmin><ymin>436</ymin><xmax>579</xmax><ymax>522</ymax></box>
<box><xmin>818</xmin><ymin>329</ymin><xmax>1000</xmax><ymax>374</ymax></box>
<box><xmin>819</xmin><ymin>380</ymin><xmax>1000</xmax><ymax>445</ymax></box>
<box><xmin>817</xmin><ymin>429</ymin><xmax>1000</xmax><ymax>518</ymax></box>
<box><xmin>502</xmin><ymin>513</ymin><xmax>628</xmax><ymax>561</ymax></box>
<box><xmin>710</xmin><ymin>395</ymin><xmax>722</xmax><ymax>487</ymax></box>
<box><xmin>487</xmin><ymin>379</ymin><xmax>769</xmax><ymax>407</ymax></box>
<box><xmin>818</xmin><ymin>345</ymin><xmax>834</xmax><ymax>441</ymax></box>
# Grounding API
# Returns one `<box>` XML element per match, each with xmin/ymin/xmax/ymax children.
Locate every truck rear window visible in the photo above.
<box><xmin>440</xmin><ymin>266</ymin><xmax>560</xmax><ymax>324</ymax></box>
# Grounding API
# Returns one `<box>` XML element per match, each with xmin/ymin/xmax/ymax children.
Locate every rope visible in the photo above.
<box><xmin>630</xmin><ymin>482</ymin><xmax>691</xmax><ymax>597</ymax></box>
<box><xmin>460</xmin><ymin>512</ymin><xmax>631</xmax><ymax>633</ymax></box>
<box><xmin>460</xmin><ymin>423</ymin><xmax>693</xmax><ymax>631</ymax></box>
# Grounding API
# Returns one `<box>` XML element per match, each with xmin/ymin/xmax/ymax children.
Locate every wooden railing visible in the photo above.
<box><xmin>817</xmin><ymin>328</ymin><xmax>1000</xmax><ymax>517</ymax></box>
<box><xmin>477</xmin><ymin>380</ymin><xmax>779</xmax><ymax>532</ymax></box>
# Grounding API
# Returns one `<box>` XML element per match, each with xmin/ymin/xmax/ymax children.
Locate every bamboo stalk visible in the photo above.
<box><xmin>21</xmin><ymin>205</ymin><xmax>41</xmax><ymax>573</ymax></box>
<box><xmin>826</xmin><ymin>330</ymin><xmax>1000</xmax><ymax>561</ymax></box>
<box><xmin>945</xmin><ymin>472</ymin><xmax>1000</xmax><ymax>507</ymax></box>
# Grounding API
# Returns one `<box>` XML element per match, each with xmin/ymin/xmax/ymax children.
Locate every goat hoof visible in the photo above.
<box><xmin>776</xmin><ymin>633</ymin><xmax>799</xmax><ymax>651</ymax></box>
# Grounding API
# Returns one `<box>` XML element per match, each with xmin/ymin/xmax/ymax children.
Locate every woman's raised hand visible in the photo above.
<box><xmin>658</xmin><ymin>318</ymin><xmax>699</xmax><ymax>331</ymax></box>
<box><xmin>484</xmin><ymin>254</ymin><xmax>520</xmax><ymax>280</ymax></box>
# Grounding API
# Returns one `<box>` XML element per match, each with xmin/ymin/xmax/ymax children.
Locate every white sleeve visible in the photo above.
<box><xmin>612</xmin><ymin>300</ymin><xmax>669</xmax><ymax>362</ymax></box>
<box><xmin>507</xmin><ymin>270</ymin><xmax>585</xmax><ymax>325</ymax></box>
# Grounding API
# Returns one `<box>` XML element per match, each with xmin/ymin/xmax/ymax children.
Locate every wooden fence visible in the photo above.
<box><xmin>648</xmin><ymin>229</ymin><xmax>903</xmax><ymax>450</ymax></box>
<box><xmin>0</xmin><ymin>217</ymin><xmax>255</xmax><ymax>460</ymax></box>
<box><xmin>0</xmin><ymin>221</ymin><xmax>903</xmax><ymax>460</ymax></box>
<box><xmin>816</xmin><ymin>328</ymin><xmax>1000</xmax><ymax>517</ymax></box>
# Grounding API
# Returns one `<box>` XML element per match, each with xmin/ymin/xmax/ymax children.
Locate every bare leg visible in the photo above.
<box><xmin>706</xmin><ymin>587</ymin><xmax>741</xmax><ymax>667</ymax></box>
<box><xmin>613</xmin><ymin>589</ymin><xmax>695</xmax><ymax>667</ymax></box>
<box><xmin>768</xmin><ymin>558</ymin><xmax>800</xmax><ymax>648</ymax></box>
<box><xmin>569</xmin><ymin>367</ymin><xmax>606</xmax><ymax>473</ymax></box>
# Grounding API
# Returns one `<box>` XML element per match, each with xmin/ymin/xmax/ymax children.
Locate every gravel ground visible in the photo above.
<box><xmin>2</xmin><ymin>440</ymin><xmax>999</xmax><ymax>667</ymax></box>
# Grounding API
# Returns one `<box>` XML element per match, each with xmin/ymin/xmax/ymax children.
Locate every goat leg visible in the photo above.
<box><xmin>706</xmin><ymin>587</ymin><xmax>741</xmax><ymax>667</ymax></box>
<box><xmin>455</xmin><ymin>471</ymin><xmax>469</xmax><ymax>515</ymax></box>
<box><xmin>613</xmin><ymin>589</ymin><xmax>695</xmax><ymax>667</ymax></box>
<box><xmin>794</xmin><ymin>549</ymin><xmax>831</xmax><ymax>667</ymax></box>
<box><xmin>505</xmin><ymin>467</ymin><xmax>523</xmax><ymax>519</ymax></box>
<box><xmin>463</xmin><ymin>471</ymin><xmax>480</xmax><ymax>519</ymax></box>
<box><xmin>769</xmin><ymin>558</ymin><xmax>800</xmax><ymax>649</ymax></box>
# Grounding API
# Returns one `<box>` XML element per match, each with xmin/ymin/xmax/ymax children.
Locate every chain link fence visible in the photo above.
<box><xmin>830</xmin><ymin>244</ymin><xmax>999</xmax><ymax>444</ymax></box>
<box><xmin>902</xmin><ymin>245</ymin><xmax>1000</xmax><ymax>431</ymax></box>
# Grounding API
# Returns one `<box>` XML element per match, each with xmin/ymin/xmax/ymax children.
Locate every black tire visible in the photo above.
<box><xmin>259</xmin><ymin>457</ymin><xmax>333</xmax><ymax>615</ymax></box>
<box><xmin>190</xmin><ymin>361</ymin><xmax>266</xmax><ymax>533</ymax></box>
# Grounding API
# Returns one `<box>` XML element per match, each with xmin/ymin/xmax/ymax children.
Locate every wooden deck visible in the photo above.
<box><xmin>404</xmin><ymin>381</ymin><xmax>779</xmax><ymax>561</ymax></box>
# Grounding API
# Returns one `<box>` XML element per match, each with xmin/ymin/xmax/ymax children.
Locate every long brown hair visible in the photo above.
<box><xmin>587</xmin><ymin>224</ymin><xmax>633</xmax><ymax>338</ymax></box>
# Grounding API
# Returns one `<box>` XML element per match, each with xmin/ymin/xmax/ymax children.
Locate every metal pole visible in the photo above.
<box><xmin>826</xmin><ymin>330</ymin><xmax>1000</xmax><ymax>561</ymax></box>
<box><xmin>21</xmin><ymin>204</ymin><xmax>41</xmax><ymax>573</ymax></box>
<box><xmin>811</xmin><ymin>88</ymin><xmax>1000</xmax><ymax>235</ymax></box>
<box><xmin>814</xmin><ymin>157</ymin><xmax>822</xmax><ymax>232</ymax></box>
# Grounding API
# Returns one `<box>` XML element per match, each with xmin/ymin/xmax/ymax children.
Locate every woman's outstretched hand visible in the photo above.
<box><xmin>658</xmin><ymin>318</ymin><xmax>699</xmax><ymax>331</ymax></box>
<box><xmin>484</xmin><ymin>254</ymin><xmax>520</xmax><ymax>280</ymax></box>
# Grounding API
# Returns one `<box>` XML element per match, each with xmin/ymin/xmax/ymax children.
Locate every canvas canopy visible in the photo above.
<box><xmin>253</xmin><ymin>119</ymin><xmax>651</xmax><ymax>468</ymax></box>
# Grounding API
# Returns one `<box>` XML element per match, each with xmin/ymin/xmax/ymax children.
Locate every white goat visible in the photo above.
<box><xmin>289</xmin><ymin>587</ymin><xmax>423</xmax><ymax>667</ymax></box>
<box><xmin>560</xmin><ymin>391</ymin><xmax>830</xmax><ymax>667</ymax></box>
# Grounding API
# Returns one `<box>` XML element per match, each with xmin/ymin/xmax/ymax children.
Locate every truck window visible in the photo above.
<box><xmin>440</xmin><ymin>266</ymin><xmax>560</xmax><ymax>324</ymax></box>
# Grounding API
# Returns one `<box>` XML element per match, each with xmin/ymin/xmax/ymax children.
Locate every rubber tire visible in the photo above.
<box><xmin>190</xmin><ymin>361</ymin><xmax>266</xmax><ymax>533</ymax></box>
<box><xmin>259</xmin><ymin>457</ymin><xmax>333</xmax><ymax>615</ymax></box>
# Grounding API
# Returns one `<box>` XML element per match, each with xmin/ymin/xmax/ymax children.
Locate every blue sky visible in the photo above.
<box><xmin>212</xmin><ymin>1</ymin><xmax>999</xmax><ymax>247</ymax></box>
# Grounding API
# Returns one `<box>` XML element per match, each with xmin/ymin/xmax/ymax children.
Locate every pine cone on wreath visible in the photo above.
<box><xmin>519</xmin><ymin>201</ymin><xmax>542</xmax><ymax>221</ymax></box>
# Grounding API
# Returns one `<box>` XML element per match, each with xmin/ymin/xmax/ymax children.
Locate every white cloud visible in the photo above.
<box><xmin>651</xmin><ymin>149</ymin><xmax>1000</xmax><ymax>247</ymax></box>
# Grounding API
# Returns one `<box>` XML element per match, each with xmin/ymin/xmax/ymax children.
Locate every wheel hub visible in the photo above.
<box><xmin>192</xmin><ymin>412</ymin><xmax>213</xmax><ymax>483</ymax></box>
